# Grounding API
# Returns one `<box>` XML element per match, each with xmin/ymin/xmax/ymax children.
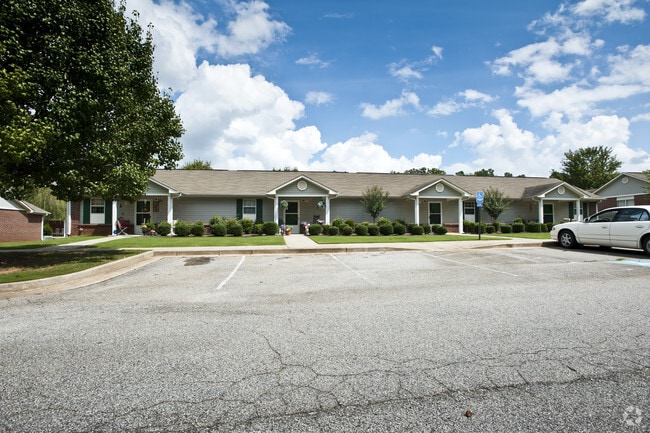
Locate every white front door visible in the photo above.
<box><xmin>464</xmin><ymin>201</ymin><xmax>475</xmax><ymax>223</ymax></box>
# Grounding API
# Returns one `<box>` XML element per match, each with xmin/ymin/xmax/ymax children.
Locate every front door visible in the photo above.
<box><xmin>135</xmin><ymin>200</ymin><xmax>152</xmax><ymax>234</ymax></box>
<box><xmin>429</xmin><ymin>202</ymin><xmax>442</xmax><ymax>225</ymax></box>
<box><xmin>464</xmin><ymin>201</ymin><xmax>475</xmax><ymax>223</ymax></box>
<box><xmin>284</xmin><ymin>201</ymin><xmax>299</xmax><ymax>231</ymax></box>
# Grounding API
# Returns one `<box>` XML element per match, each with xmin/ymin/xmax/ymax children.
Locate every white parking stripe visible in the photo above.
<box><xmin>423</xmin><ymin>253</ymin><xmax>519</xmax><ymax>277</ymax></box>
<box><xmin>329</xmin><ymin>254</ymin><xmax>373</xmax><ymax>284</ymax></box>
<box><xmin>215</xmin><ymin>256</ymin><xmax>246</xmax><ymax>290</ymax></box>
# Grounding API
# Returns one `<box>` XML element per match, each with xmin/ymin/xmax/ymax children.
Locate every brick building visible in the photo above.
<box><xmin>0</xmin><ymin>197</ymin><xmax>49</xmax><ymax>242</ymax></box>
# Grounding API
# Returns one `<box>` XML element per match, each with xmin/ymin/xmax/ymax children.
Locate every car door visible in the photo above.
<box><xmin>609</xmin><ymin>208</ymin><xmax>650</xmax><ymax>248</ymax></box>
<box><xmin>577</xmin><ymin>209</ymin><xmax>618</xmax><ymax>246</ymax></box>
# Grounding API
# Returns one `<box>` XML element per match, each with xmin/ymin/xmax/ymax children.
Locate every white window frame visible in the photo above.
<box><xmin>89</xmin><ymin>198</ymin><xmax>105</xmax><ymax>224</ymax></box>
<box><xmin>616</xmin><ymin>196</ymin><xmax>634</xmax><ymax>207</ymax></box>
<box><xmin>242</xmin><ymin>199</ymin><xmax>256</xmax><ymax>219</ymax></box>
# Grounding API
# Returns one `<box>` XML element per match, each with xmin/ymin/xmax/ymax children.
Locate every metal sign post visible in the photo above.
<box><xmin>476</xmin><ymin>191</ymin><xmax>484</xmax><ymax>240</ymax></box>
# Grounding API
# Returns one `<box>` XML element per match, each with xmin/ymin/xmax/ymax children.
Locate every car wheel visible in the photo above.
<box><xmin>643</xmin><ymin>236</ymin><xmax>650</xmax><ymax>256</ymax></box>
<box><xmin>558</xmin><ymin>230</ymin><xmax>577</xmax><ymax>249</ymax></box>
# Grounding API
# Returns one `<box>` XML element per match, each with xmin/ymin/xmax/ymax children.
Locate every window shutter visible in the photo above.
<box><xmin>256</xmin><ymin>199</ymin><xmax>263</xmax><ymax>223</ymax></box>
<box><xmin>104</xmin><ymin>201</ymin><xmax>112</xmax><ymax>224</ymax></box>
<box><xmin>82</xmin><ymin>199</ymin><xmax>90</xmax><ymax>224</ymax></box>
<box><xmin>236</xmin><ymin>199</ymin><xmax>243</xmax><ymax>220</ymax></box>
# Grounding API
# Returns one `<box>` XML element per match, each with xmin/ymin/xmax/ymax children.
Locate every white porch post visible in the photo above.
<box><xmin>325</xmin><ymin>196</ymin><xmax>331</xmax><ymax>224</ymax></box>
<box><xmin>538</xmin><ymin>199</ymin><xmax>544</xmax><ymax>224</ymax></box>
<box><xmin>274</xmin><ymin>196</ymin><xmax>279</xmax><ymax>224</ymax></box>
<box><xmin>575</xmin><ymin>199</ymin><xmax>581</xmax><ymax>221</ymax></box>
<box><xmin>65</xmin><ymin>201</ymin><xmax>72</xmax><ymax>236</ymax></box>
<box><xmin>458</xmin><ymin>199</ymin><xmax>464</xmax><ymax>234</ymax></box>
<box><xmin>111</xmin><ymin>201</ymin><xmax>118</xmax><ymax>235</ymax></box>
<box><xmin>414</xmin><ymin>197</ymin><xmax>420</xmax><ymax>225</ymax></box>
<box><xmin>167</xmin><ymin>195</ymin><xmax>174</xmax><ymax>235</ymax></box>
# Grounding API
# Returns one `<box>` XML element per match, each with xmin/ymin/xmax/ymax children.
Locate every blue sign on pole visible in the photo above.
<box><xmin>476</xmin><ymin>191</ymin><xmax>484</xmax><ymax>208</ymax></box>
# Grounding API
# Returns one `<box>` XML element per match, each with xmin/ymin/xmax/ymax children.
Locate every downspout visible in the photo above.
<box><xmin>458</xmin><ymin>199</ymin><xmax>464</xmax><ymax>234</ymax></box>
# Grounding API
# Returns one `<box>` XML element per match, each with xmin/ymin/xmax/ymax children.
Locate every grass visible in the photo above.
<box><xmin>494</xmin><ymin>232</ymin><xmax>552</xmax><ymax>240</ymax></box>
<box><xmin>308</xmin><ymin>234</ymin><xmax>501</xmax><ymax>244</ymax></box>
<box><xmin>0</xmin><ymin>236</ymin><xmax>105</xmax><ymax>250</ymax></box>
<box><xmin>100</xmin><ymin>235</ymin><xmax>286</xmax><ymax>248</ymax></box>
<box><xmin>0</xmin><ymin>249</ymin><xmax>143</xmax><ymax>284</ymax></box>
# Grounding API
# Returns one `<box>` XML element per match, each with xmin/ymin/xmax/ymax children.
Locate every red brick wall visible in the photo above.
<box><xmin>0</xmin><ymin>209</ymin><xmax>42</xmax><ymax>242</ymax></box>
<box><xmin>69</xmin><ymin>201</ymin><xmax>112</xmax><ymax>236</ymax></box>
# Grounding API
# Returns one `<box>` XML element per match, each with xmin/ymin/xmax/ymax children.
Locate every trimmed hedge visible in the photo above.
<box><xmin>211</xmin><ymin>223</ymin><xmax>227</xmax><ymax>236</ymax></box>
<box><xmin>157</xmin><ymin>221</ymin><xmax>172</xmax><ymax>236</ymax></box>
<box><xmin>341</xmin><ymin>224</ymin><xmax>354</xmax><ymax>236</ymax></box>
<box><xmin>420</xmin><ymin>223</ymin><xmax>431</xmax><ymax>234</ymax></box>
<box><xmin>526</xmin><ymin>222</ymin><xmax>541</xmax><ymax>233</ymax></box>
<box><xmin>308</xmin><ymin>223</ymin><xmax>323</xmax><ymax>235</ymax></box>
<box><xmin>368</xmin><ymin>224</ymin><xmax>380</xmax><ymax>236</ymax></box>
<box><xmin>190</xmin><ymin>221</ymin><xmax>205</xmax><ymax>237</ymax></box>
<box><xmin>512</xmin><ymin>222</ymin><xmax>525</xmax><ymax>233</ymax></box>
<box><xmin>355</xmin><ymin>224</ymin><xmax>368</xmax><ymax>236</ymax></box>
<box><xmin>411</xmin><ymin>225</ymin><xmax>424</xmax><ymax>235</ymax></box>
<box><xmin>262</xmin><ymin>221</ymin><xmax>279</xmax><ymax>235</ymax></box>
<box><xmin>328</xmin><ymin>225</ymin><xmax>340</xmax><ymax>236</ymax></box>
<box><xmin>500</xmin><ymin>224</ymin><xmax>512</xmax><ymax>233</ymax></box>
<box><xmin>174</xmin><ymin>221</ymin><xmax>191</xmax><ymax>237</ymax></box>
<box><xmin>379</xmin><ymin>223</ymin><xmax>394</xmax><ymax>235</ymax></box>
<box><xmin>434</xmin><ymin>225</ymin><xmax>448</xmax><ymax>235</ymax></box>
<box><xmin>393</xmin><ymin>223</ymin><xmax>406</xmax><ymax>235</ymax></box>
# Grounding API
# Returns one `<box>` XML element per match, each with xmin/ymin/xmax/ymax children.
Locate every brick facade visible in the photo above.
<box><xmin>68</xmin><ymin>201</ymin><xmax>113</xmax><ymax>236</ymax></box>
<box><xmin>0</xmin><ymin>209</ymin><xmax>43</xmax><ymax>242</ymax></box>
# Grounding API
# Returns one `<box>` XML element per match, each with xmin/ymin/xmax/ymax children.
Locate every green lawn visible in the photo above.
<box><xmin>0</xmin><ymin>236</ymin><xmax>105</xmax><ymax>250</ymax></box>
<box><xmin>100</xmin><ymin>235</ymin><xmax>286</xmax><ymax>248</ymax></box>
<box><xmin>494</xmin><ymin>232</ymin><xmax>552</xmax><ymax>240</ymax></box>
<box><xmin>0</xmin><ymin>250</ymin><xmax>143</xmax><ymax>284</ymax></box>
<box><xmin>308</xmin><ymin>234</ymin><xmax>501</xmax><ymax>244</ymax></box>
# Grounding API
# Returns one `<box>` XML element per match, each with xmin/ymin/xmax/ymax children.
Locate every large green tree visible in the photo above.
<box><xmin>360</xmin><ymin>185</ymin><xmax>390</xmax><ymax>223</ymax></box>
<box><xmin>181</xmin><ymin>159</ymin><xmax>212</xmax><ymax>170</ymax></box>
<box><xmin>482</xmin><ymin>187</ymin><xmax>512</xmax><ymax>222</ymax></box>
<box><xmin>550</xmin><ymin>146</ymin><xmax>621</xmax><ymax>190</ymax></box>
<box><xmin>0</xmin><ymin>0</ymin><xmax>184</xmax><ymax>201</ymax></box>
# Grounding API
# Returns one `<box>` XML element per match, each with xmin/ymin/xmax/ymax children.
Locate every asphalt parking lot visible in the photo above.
<box><xmin>1</xmin><ymin>246</ymin><xmax>648</xmax><ymax>432</ymax></box>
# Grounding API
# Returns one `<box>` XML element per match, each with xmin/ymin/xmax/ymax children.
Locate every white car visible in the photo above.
<box><xmin>550</xmin><ymin>205</ymin><xmax>650</xmax><ymax>255</ymax></box>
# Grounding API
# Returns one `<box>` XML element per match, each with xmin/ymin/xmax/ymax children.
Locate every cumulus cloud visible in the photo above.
<box><xmin>360</xmin><ymin>91</ymin><xmax>421</xmax><ymax>119</ymax></box>
<box><xmin>305</xmin><ymin>91</ymin><xmax>334</xmax><ymax>105</ymax></box>
<box><xmin>388</xmin><ymin>63</ymin><xmax>423</xmax><ymax>81</ymax></box>
<box><xmin>572</xmin><ymin>0</ymin><xmax>646</xmax><ymax>23</ymax></box>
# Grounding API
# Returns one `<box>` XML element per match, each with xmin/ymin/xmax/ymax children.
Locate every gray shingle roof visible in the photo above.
<box><xmin>151</xmin><ymin>170</ymin><xmax>600</xmax><ymax>200</ymax></box>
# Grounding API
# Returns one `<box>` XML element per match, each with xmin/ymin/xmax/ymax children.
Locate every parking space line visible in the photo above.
<box><xmin>329</xmin><ymin>254</ymin><xmax>373</xmax><ymax>284</ymax></box>
<box><xmin>423</xmin><ymin>253</ymin><xmax>519</xmax><ymax>277</ymax></box>
<box><xmin>215</xmin><ymin>256</ymin><xmax>246</xmax><ymax>290</ymax></box>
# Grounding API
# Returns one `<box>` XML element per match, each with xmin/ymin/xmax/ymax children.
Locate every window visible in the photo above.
<box><xmin>464</xmin><ymin>201</ymin><xmax>475</xmax><ymax>216</ymax></box>
<box><xmin>90</xmin><ymin>198</ymin><xmax>105</xmax><ymax>224</ymax></box>
<box><xmin>243</xmin><ymin>199</ymin><xmax>256</xmax><ymax>217</ymax></box>
<box><xmin>617</xmin><ymin>196</ymin><xmax>634</xmax><ymax>207</ymax></box>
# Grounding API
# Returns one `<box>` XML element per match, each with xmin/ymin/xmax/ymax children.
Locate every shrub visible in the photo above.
<box><xmin>262</xmin><ymin>221</ymin><xmax>279</xmax><ymax>235</ymax></box>
<box><xmin>368</xmin><ymin>224</ymin><xmax>380</xmax><ymax>236</ymax></box>
<box><xmin>379</xmin><ymin>223</ymin><xmax>394</xmax><ymax>235</ymax></box>
<box><xmin>500</xmin><ymin>224</ymin><xmax>512</xmax><ymax>233</ymax></box>
<box><xmin>230</xmin><ymin>223</ymin><xmax>243</xmax><ymax>236</ymax></box>
<box><xmin>513</xmin><ymin>217</ymin><xmax>524</xmax><ymax>224</ymax></box>
<box><xmin>492</xmin><ymin>222</ymin><xmax>501</xmax><ymax>233</ymax></box>
<box><xmin>157</xmin><ymin>221</ymin><xmax>172</xmax><ymax>236</ymax></box>
<box><xmin>344</xmin><ymin>218</ymin><xmax>355</xmax><ymax>228</ymax></box>
<box><xmin>420</xmin><ymin>223</ymin><xmax>431</xmax><ymax>234</ymax></box>
<box><xmin>43</xmin><ymin>224</ymin><xmax>53</xmax><ymax>236</ymax></box>
<box><xmin>174</xmin><ymin>221</ymin><xmax>191</xmax><ymax>237</ymax></box>
<box><xmin>393</xmin><ymin>223</ymin><xmax>406</xmax><ymax>235</ymax></box>
<box><xmin>211</xmin><ymin>223</ymin><xmax>227</xmax><ymax>236</ymax></box>
<box><xmin>308</xmin><ymin>223</ymin><xmax>323</xmax><ymax>236</ymax></box>
<box><xmin>327</xmin><ymin>225</ymin><xmax>340</xmax><ymax>236</ymax></box>
<box><xmin>411</xmin><ymin>225</ymin><xmax>424</xmax><ymax>235</ymax></box>
<box><xmin>377</xmin><ymin>217</ymin><xmax>391</xmax><ymax>226</ymax></box>
<box><xmin>322</xmin><ymin>224</ymin><xmax>331</xmax><ymax>234</ymax></box>
<box><xmin>475</xmin><ymin>222</ymin><xmax>488</xmax><ymax>234</ymax></box>
<box><xmin>434</xmin><ymin>225</ymin><xmax>448</xmax><ymax>235</ymax></box>
<box><xmin>225</xmin><ymin>218</ymin><xmax>241</xmax><ymax>235</ymax></box>
<box><xmin>340</xmin><ymin>224</ymin><xmax>354</xmax><ymax>236</ymax></box>
<box><xmin>240</xmin><ymin>218</ymin><xmax>254</xmax><ymax>234</ymax></box>
<box><xmin>190</xmin><ymin>221</ymin><xmax>206</xmax><ymax>237</ymax></box>
<box><xmin>486</xmin><ymin>226</ymin><xmax>495</xmax><ymax>234</ymax></box>
<box><xmin>545</xmin><ymin>222</ymin><xmax>554</xmax><ymax>232</ymax></box>
<box><xmin>512</xmin><ymin>222</ymin><xmax>525</xmax><ymax>233</ymax></box>
<box><xmin>254</xmin><ymin>223</ymin><xmax>264</xmax><ymax>235</ymax></box>
<box><xmin>464</xmin><ymin>221</ymin><xmax>476</xmax><ymax>234</ymax></box>
<box><xmin>209</xmin><ymin>215</ymin><xmax>225</xmax><ymax>226</ymax></box>
<box><xmin>526</xmin><ymin>222</ymin><xmax>541</xmax><ymax>233</ymax></box>
<box><xmin>331</xmin><ymin>217</ymin><xmax>344</xmax><ymax>227</ymax></box>
<box><xmin>393</xmin><ymin>219</ymin><xmax>406</xmax><ymax>227</ymax></box>
<box><xmin>355</xmin><ymin>224</ymin><xmax>368</xmax><ymax>236</ymax></box>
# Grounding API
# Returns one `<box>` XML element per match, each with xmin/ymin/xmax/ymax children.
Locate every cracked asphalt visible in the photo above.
<box><xmin>0</xmin><ymin>247</ymin><xmax>648</xmax><ymax>432</ymax></box>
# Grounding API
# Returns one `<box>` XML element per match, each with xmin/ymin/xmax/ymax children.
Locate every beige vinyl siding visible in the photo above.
<box><xmin>174</xmin><ymin>197</ymin><xmax>237</xmax><ymax>222</ymax></box>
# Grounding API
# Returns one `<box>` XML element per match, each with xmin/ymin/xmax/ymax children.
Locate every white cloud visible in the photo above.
<box><xmin>308</xmin><ymin>133</ymin><xmax>443</xmax><ymax>173</ymax></box>
<box><xmin>631</xmin><ymin>112</ymin><xmax>650</xmax><ymax>122</ymax></box>
<box><xmin>429</xmin><ymin>89</ymin><xmax>494</xmax><ymax>116</ymax></box>
<box><xmin>305</xmin><ymin>91</ymin><xmax>334</xmax><ymax>105</ymax></box>
<box><xmin>296</xmin><ymin>53</ymin><xmax>330</xmax><ymax>68</ymax></box>
<box><xmin>572</xmin><ymin>0</ymin><xmax>646</xmax><ymax>24</ymax></box>
<box><xmin>388</xmin><ymin>63</ymin><xmax>423</xmax><ymax>81</ymax></box>
<box><xmin>360</xmin><ymin>91</ymin><xmax>421</xmax><ymax>119</ymax></box>
<box><xmin>600</xmin><ymin>44</ymin><xmax>650</xmax><ymax>86</ymax></box>
<box><xmin>431</xmin><ymin>45</ymin><xmax>444</xmax><ymax>59</ymax></box>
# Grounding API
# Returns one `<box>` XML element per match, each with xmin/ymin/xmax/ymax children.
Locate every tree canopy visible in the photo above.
<box><xmin>550</xmin><ymin>146</ymin><xmax>621</xmax><ymax>190</ymax></box>
<box><xmin>400</xmin><ymin>167</ymin><xmax>446</xmax><ymax>175</ymax></box>
<box><xmin>181</xmin><ymin>159</ymin><xmax>212</xmax><ymax>170</ymax></box>
<box><xmin>360</xmin><ymin>185</ymin><xmax>390</xmax><ymax>223</ymax></box>
<box><xmin>0</xmin><ymin>0</ymin><xmax>184</xmax><ymax>201</ymax></box>
<box><xmin>482</xmin><ymin>187</ymin><xmax>512</xmax><ymax>222</ymax></box>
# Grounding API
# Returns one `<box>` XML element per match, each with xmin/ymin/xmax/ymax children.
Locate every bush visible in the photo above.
<box><xmin>434</xmin><ymin>225</ymin><xmax>448</xmax><ymax>235</ymax></box>
<box><xmin>368</xmin><ymin>224</ymin><xmax>380</xmax><ymax>236</ymax></box>
<box><xmin>512</xmin><ymin>222</ymin><xmax>525</xmax><ymax>233</ymax></box>
<box><xmin>377</xmin><ymin>217</ymin><xmax>391</xmax><ymax>226</ymax></box>
<box><xmin>174</xmin><ymin>220</ymin><xmax>191</xmax><ymax>237</ymax></box>
<box><xmin>209</xmin><ymin>215</ymin><xmax>225</xmax><ymax>226</ymax></box>
<box><xmin>211</xmin><ymin>223</ymin><xmax>227</xmax><ymax>236</ymax></box>
<box><xmin>331</xmin><ymin>217</ymin><xmax>344</xmax><ymax>227</ymax></box>
<box><xmin>355</xmin><ymin>224</ymin><xmax>368</xmax><ymax>236</ymax></box>
<box><xmin>322</xmin><ymin>224</ymin><xmax>331</xmax><ymax>234</ymax></box>
<box><xmin>230</xmin><ymin>223</ymin><xmax>243</xmax><ymax>236</ymax></box>
<box><xmin>253</xmin><ymin>223</ymin><xmax>264</xmax><ymax>235</ymax></box>
<box><xmin>43</xmin><ymin>224</ymin><xmax>53</xmax><ymax>236</ymax></box>
<box><xmin>340</xmin><ymin>224</ymin><xmax>354</xmax><ymax>236</ymax></box>
<box><xmin>393</xmin><ymin>223</ymin><xmax>406</xmax><ymax>235</ymax></box>
<box><xmin>486</xmin><ymin>226</ymin><xmax>495</xmax><ymax>234</ymax></box>
<box><xmin>308</xmin><ymin>223</ymin><xmax>323</xmax><ymax>236</ymax></box>
<box><xmin>262</xmin><ymin>221</ymin><xmax>279</xmax><ymax>235</ymax></box>
<box><xmin>344</xmin><ymin>218</ymin><xmax>355</xmax><ymax>228</ymax></box>
<box><xmin>420</xmin><ymin>223</ymin><xmax>431</xmax><ymax>234</ymax></box>
<box><xmin>526</xmin><ymin>222</ymin><xmax>541</xmax><ymax>233</ymax></box>
<box><xmin>513</xmin><ymin>217</ymin><xmax>524</xmax><ymax>224</ymax></box>
<box><xmin>157</xmin><ymin>221</ymin><xmax>172</xmax><ymax>236</ymax></box>
<box><xmin>240</xmin><ymin>218</ymin><xmax>254</xmax><ymax>234</ymax></box>
<box><xmin>464</xmin><ymin>221</ymin><xmax>476</xmax><ymax>234</ymax></box>
<box><xmin>411</xmin><ymin>225</ymin><xmax>424</xmax><ymax>235</ymax></box>
<box><xmin>190</xmin><ymin>221</ymin><xmax>206</xmax><ymax>237</ymax></box>
<box><xmin>379</xmin><ymin>223</ymin><xmax>394</xmax><ymax>235</ymax></box>
<box><xmin>492</xmin><ymin>222</ymin><xmax>501</xmax><ymax>233</ymax></box>
<box><xmin>475</xmin><ymin>222</ymin><xmax>488</xmax><ymax>234</ymax></box>
<box><xmin>327</xmin><ymin>225</ymin><xmax>340</xmax><ymax>236</ymax></box>
<box><xmin>500</xmin><ymin>224</ymin><xmax>512</xmax><ymax>233</ymax></box>
<box><xmin>545</xmin><ymin>222</ymin><xmax>554</xmax><ymax>232</ymax></box>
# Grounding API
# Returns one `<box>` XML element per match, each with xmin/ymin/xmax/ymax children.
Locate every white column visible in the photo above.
<box><xmin>538</xmin><ymin>199</ymin><xmax>544</xmax><ymax>224</ymax></box>
<box><xmin>111</xmin><ymin>201</ymin><xmax>118</xmax><ymax>235</ymax></box>
<box><xmin>414</xmin><ymin>197</ymin><xmax>420</xmax><ymax>225</ymax></box>
<box><xmin>167</xmin><ymin>195</ymin><xmax>174</xmax><ymax>235</ymax></box>
<box><xmin>65</xmin><ymin>201</ymin><xmax>72</xmax><ymax>236</ymax></box>
<box><xmin>458</xmin><ymin>199</ymin><xmax>464</xmax><ymax>234</ymax></box>
<box><xmin>575</xmin><ymin>200</ymin><xmax>581</xmax><ymax>221</ymax></box>
<box><xmin>274</xmin><ymin>196</ymin><xmax>279</xmax><ymax>224</ymax></box>
<box><xmin>325</xmin><ymin>196</ymin><xmax>331</xmax><ymax>224</ymax></box>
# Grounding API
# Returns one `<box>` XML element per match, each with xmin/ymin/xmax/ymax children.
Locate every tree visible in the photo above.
<box><xmin>482</xmin><ymin>187</ymin><xmax>512</xmax><ymax>222</ymax></box>
<box><xmin>24</xmin><ymin>187</ymin><xmax>66</xmax><ymax>221</ymax></box>
<box><xmin>473</xmin><ymin>168</ymin><xmax>495</xmax><ymax>177</ymax></box>
<box><xmin>360</xmin><ymin>185</ymin><xmax>390</xmax><ymax>223</ymax></box>
<box><xmin>0</xmin><ymin>0</ymin><xmax>184</xmax><ymax>201</ymax></box>
<box><xmin>402</xmin><ymin>167</ymin><xmax>446</xmax><ymax>175</ymax></box>
<box><xmin>181</xmin><ymin>159</ymin><xmax>212</xmax><ymax>170</ymax></box>
<box><xmin>550</xmin><ymin>146</ymin><xmax>621</xmax><ymax>190</ymax></box>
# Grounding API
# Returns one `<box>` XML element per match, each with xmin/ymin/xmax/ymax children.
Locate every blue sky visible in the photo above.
<box><xmin>126</xmin><ymin>0</ymin><xmax>650</xmax><ymax>176</ymax></box>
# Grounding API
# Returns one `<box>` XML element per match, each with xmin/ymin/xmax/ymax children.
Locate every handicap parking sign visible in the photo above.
<box><xmin>476</xmin><ymin>191</ymin><xmax>484</xmax><ymax>207</ymax></box>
